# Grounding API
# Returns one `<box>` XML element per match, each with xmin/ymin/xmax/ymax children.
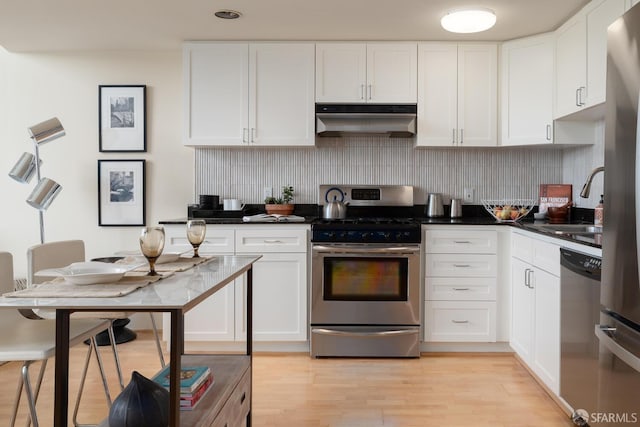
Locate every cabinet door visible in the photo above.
<box><xmin>555</xmin><ymin>14</ymin><xmax>587</xmax><ymax>118</ymax></box>
<box><xmin>315</xmin><ymin>43</ymin><xmax>367</xmax><ymax>102</ymax></box>
<box><xmin>366</xmin><ymin>43</ymin><xmax>417</xmax><ymax>103</ymax></box>
<box><xmin>236</xmin><ymin>252</ymin><xmax>307</xmax><ymax>341</ymax></box>
<box><xmin>511</xmin><ymin>257</ymin><xmax>534</xmax><ymax>362</ymax></box>
<box><xmin>501</xmin><ymin>34</ymin><xmax>554</xmax><ymax>146</ymax></box>
<box><xmin>532</xmin><ymin>267</ymin><xmax>560</xmax><ymax>394</ymax></box>
<box><xmin>183</xmin><ymin>43</ymin><xmax>249</xmax><ymax>146</ymax></box>
<box><xmin>249</xmin><ymin>43</ymin><xmax>315</xmax><ymax>146</ymax></box>
<box><xmin>162</xmin><ymin>225</ymin><xmax>237</xmax><ymax>342</ymax></box>
<box><xmin>457</xmin><ymin>44</ymin><xmax>498</xmax><ymax>147</ymax></box>
<box><xmin>586</xmin><ymin>0</ymin><xmax>626</xmax><ymax>106</ymax></box>
<box><xmin>416</xmin><ymin>43</ymin><xmax>458</xmax><ymax>147</ymax></box>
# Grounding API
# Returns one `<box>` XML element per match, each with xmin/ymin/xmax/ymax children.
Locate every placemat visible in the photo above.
<box><xmin>2</xmin><ymin>274</ymin><xmax>165</xmax><ymax>298</ymax></box>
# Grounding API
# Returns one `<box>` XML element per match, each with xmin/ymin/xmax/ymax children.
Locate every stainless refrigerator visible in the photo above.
<box><xmin>597</xmin><ymin>3</ymin><xmax>640</xmax><ymax>425</ymax></box>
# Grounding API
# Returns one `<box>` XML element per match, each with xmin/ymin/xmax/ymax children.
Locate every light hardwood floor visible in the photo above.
<box><xmin>0</xmin><ymin>332</ymin><xmax>573</xmax><ymax>427</ymax></box>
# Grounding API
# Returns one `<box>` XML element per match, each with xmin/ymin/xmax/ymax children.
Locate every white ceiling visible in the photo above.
<box><xmin>0</xmin><ymin>0</ymin><xmax>589</xmax><ymax>52</ymax></box>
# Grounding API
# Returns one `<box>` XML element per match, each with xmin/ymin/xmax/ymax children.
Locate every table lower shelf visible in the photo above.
<box><xmin>98</xmin><ymin>354</ymin><xmax>251</xmax><ymax>427</ymax></box>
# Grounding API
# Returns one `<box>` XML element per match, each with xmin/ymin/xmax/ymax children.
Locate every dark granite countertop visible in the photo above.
<box><xmin>160</xmin><ymin>205</ymin><xmax>601</xmax><ymax>248</ymax></box>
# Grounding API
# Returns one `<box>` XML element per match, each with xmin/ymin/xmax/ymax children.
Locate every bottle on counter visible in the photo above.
<box><xmin>594</xmin><ymin>194</ymin><xmax>604</xmax><ymax>226</ymax></box>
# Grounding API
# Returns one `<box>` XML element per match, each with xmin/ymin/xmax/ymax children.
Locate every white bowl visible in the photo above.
<box><xmin>36</xmin><ymin>261</ymin><xmax>140</xmax><ymax>285</ymax></box>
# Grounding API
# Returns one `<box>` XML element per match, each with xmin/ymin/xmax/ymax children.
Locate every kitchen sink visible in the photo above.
<box><xmin>534</xmin><ymin>224</ymin><xmax>603</xmax><ymax>235</ymax></box>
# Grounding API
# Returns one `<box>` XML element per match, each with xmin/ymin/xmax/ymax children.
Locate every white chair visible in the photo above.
<box><xmin>0</xmin><ymin>251</ymin><xmax>112</xmax><ymax>427</ymax></box>
<box><xmin>27</xmin><ymin>240</ymin><xmax>166</xmax><ymax>387</ymax></box>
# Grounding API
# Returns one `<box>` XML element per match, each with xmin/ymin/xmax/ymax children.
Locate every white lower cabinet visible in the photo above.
<box><xmin>510</xmin><ymin>230</ymin><xmax>560</xmax><ymax>394</ymax></box>
<box><xmin>424</xmin><ymin>227</ymin><xmax>498</xmax><ymax>342</ymax></box>
<box><xmin>162</xmin><ymin>224</ymin><xmax>309</xmax><ymax>345</ymax></box>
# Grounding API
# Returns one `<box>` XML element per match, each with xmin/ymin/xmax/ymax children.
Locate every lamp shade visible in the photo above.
<box><xmin>9</xmin><ymin>152</ymin><xmax>38</xmax><ymax>183</ymax></box>
<box><xmin>26</xmin><ymin>178</ymin><xmax>62</xmax><ymax>210</ymax></box>
<box><xmin>28</xmin><ymin>117</ymin><xmax>65</xmax><ymax>145</ymax></box>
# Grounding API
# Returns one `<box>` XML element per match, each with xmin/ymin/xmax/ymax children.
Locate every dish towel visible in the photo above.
<box><xmin>242</xmin><ymin>213</ymin><xmax>306</xmax><ymax>222</ymax></box>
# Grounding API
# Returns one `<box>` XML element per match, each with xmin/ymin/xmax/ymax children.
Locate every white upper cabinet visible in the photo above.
<box><xmin>315</xmin><ymin>43</ymin><xmax>417</xmax><ymax>103</ymax></box>
<box><xmin>555</xmin><ymin>0</ymin><xmax>626</xmax><ymax>118</ymax></box>
<box><xmin>183</xmin><ymin>42</ymin><xmax>315</xmax><ymax>146</ymax></box>
<box><xmin>501</xmin><ymin>33</ymin><xmax>555</xmax><ymax>146</ymax></box>
<box><xmin>417</xmin><ymin>43</ymin><xmax>497</xmax><ymax>147</ymax></box>
<box><xmin>183</xmin><ymin>43</ymin><xmax>249</xmax><ymax>146</ymax></box>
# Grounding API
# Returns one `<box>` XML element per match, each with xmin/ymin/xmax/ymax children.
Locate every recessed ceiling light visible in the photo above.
<box><xmin>214</xmin><ymin>9</ymin><xmax>242</xmax><ymax>19</ymax></box>
<box><xmin>441</xmin><ymin>8</ymin><xmax>496</xmax><ymax>33</ymax></box>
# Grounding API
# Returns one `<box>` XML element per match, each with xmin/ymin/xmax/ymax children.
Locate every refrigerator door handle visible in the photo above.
<box><xmin>595</xmin><ymin>324</ymin><xmax>640</xmax><ymax>373</ymax></box>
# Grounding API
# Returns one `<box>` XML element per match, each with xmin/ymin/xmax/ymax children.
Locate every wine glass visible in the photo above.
<box><xmin>186</xmin><ymin>220</ymin><xmax>207</xmax><ymax>258</ymax></box>
<box><xmin>139</xmin><ymin>226</ymin><xmax>165</xmax><ymax>276</ymax></box>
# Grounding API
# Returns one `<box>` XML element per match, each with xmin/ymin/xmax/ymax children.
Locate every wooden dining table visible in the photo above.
<box><xmin>0</xmin><ymin>254</ymin><xmax>261</xmax><ymax>427</ymax></box>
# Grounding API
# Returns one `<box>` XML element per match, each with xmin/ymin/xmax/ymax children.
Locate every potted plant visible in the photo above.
<box><xmin>264</xmin><ymin>186</ymin><xmax>295</xmax><ymax>215</ymax></box>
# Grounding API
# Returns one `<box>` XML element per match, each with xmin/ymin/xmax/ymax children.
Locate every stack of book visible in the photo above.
<box><xmin>152</xmin><ymin>365</ymin><xmax>214</xmax><ymax>410</ymax></box>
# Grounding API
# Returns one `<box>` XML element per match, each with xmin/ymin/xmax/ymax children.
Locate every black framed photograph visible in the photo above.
<box><xmin>98</xmin><ymin>159</ymin><xmax>146</xmax><ymax>226</ymax></box>
<box><xmin>99</xmin><ymin>85</ymin><xmax>146</xmax><ymax>152</ymax></box>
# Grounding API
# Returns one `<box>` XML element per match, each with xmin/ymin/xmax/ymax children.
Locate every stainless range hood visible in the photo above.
<box><xmin>316</xmin><ymin>104</ymin><xmax>417</xmax><ymax>138</ymax></box>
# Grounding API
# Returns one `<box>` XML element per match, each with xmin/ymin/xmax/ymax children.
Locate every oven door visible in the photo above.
<box><xmin>311</xmin><ymin>244</ymin><xmax>421</xmax><ymax>326</ymax></box>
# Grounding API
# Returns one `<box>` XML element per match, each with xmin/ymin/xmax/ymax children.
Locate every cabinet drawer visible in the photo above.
<box><xmin>531</xmin><ymin>239</ymin><xmax>560</xmax><ymax>276</ymax></box>
<box><xmin>425</xmin><ymin>277</ymin><xmax>496</xmax><ymax>301</ymax></box>
<box><xmin>511</xmin><ymin>231</ymin><xmax>533</xmax><ymax>262</ymax></box>
<box><xmin>235</xmin><ymin>228</ymin><xmax>308</xmax><ymax>253</ymax></box>
<box><xmin>209</xmin><ymin>367</ymin><xmax>251</xmax><ymax>427</ymax></box>
<box><xmin>425</xmin><ymin>230</ymin><xmax>497</xmax><ymax>254</ymax></box>
<box><xmin>424</xmin><ymin>301</ymin><xmax>496</xmax><ymax>342</ymax></box>
<box><xmin>166</xmin><ymin>226</ymin><xmax>235</xmax><ymax>254</ymax></box>
<box><xmin>425</xmin><ymin>254</ymin><xmax>497</xmax><ymax>277</ymax></box>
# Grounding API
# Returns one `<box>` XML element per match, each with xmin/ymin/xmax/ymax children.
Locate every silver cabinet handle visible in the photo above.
<box><xmin>242</xmin><ymin>128</ymin><xmax>248</xmax><ymax>143</ymax></box>
<box><xmin>460</xmin><ymin>129</ymin><xmax>464</xmax><ymax>144</ymax></box>
<box><xmin>525</xmin><ymin>269</ymin><xmax>534</xmax><ymax>289</ymax></box>
<box><xmin>360</xmin><ymin>84</ymin><xmax>365</xmax><ymax>100</ymax></box>
<box><xmin>546</xmin><ymin>124</ymin><xmax>552</xmax><ymax>141</ymax></box>
<box><xmin>453</xmin><ymin>240</ymin><xmax>472</xmax><ymax>244</ymax></box>
<box><xmin>452</xmin><ymin>288</ymin><xmax>470</xmax><ymax>291</ymax></box>
<box><xmin>453</xmin><ymin>264</ymin><xmax>470</xmax><ymax>268</ymax></box>
<box><xmin>452</xmin><ymin>129</ymin><xmax>456</xmax><ymax>145</ymax></box>
<box><xmin>576</xmin><ymin>86</ymin><xmax>586</xmax><ymax>106</ymax></box>
<box><xmin>263</xmin><ymin>239</ymin><xmax>283</xmax><ymax>244</ymax></box>
<box><xmin>251</xmin><ymin>128</ymin><xmax>256</xmax><ymax>143</ymax></box>
<box><xmin>452</xmin><ymin>320</ymin><xmax>469</xmax><ymax>324</ymax></box>
<box><xmin>368</xmin><ymin>84</ymin><xmax>372</xmax><ymax>100</ymax></box>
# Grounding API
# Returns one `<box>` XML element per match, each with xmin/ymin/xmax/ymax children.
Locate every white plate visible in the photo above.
<box><xmin>36</xmin><ymin>261</ymin><xmax>141</xmax><ymax>285</ymax></box>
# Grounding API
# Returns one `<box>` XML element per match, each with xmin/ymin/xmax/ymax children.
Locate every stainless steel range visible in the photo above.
<box><xmin>310</xmin><ymin>185</ymin><xmax>422</xmax><ymax>358</ymax></box>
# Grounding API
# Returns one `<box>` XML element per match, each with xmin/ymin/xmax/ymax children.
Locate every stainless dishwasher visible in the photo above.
<box><xmin>560</xmin><ymin>248</ymin><xmax>601</xmax><ymax>426</ymax></box>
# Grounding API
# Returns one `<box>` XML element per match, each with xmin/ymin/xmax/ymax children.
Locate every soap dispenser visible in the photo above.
<box><xmin>594</xmin><ymin>194</ymin><xmax>604</xmax><ymax>226</ymax></box>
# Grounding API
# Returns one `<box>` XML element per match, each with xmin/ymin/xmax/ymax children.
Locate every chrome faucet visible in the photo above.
<box><xmin>580</xmin><ymin>166</ymin><xmax>604</xmax><ymax>198</ymax></box>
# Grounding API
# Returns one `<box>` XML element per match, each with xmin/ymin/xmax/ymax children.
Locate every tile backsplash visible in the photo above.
<box><xmin>195</xmin><ymin>137</ymin><xmax>569</xmax><ymax>206</ymax></box>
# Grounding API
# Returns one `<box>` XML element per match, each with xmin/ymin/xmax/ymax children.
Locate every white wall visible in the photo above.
<box><xmin>0</xmin><ymin>48</ymin><xmax>193</xmax><ymax>282</ymax></box>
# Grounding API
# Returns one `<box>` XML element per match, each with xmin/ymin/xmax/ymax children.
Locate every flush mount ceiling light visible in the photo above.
<box><xmin>441</xmin><ymin>8</ymin><xmax>496</xmax><ymax>33</ymax></box>
<box><xmin>214</xmin><ymin>9</ymin><xmax>242</xmax><ymax>19</ymax></box>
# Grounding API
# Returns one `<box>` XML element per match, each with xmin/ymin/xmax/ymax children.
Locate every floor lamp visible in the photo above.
<box><xmin>8</xmin><ymin>118</ymin><xmax>65</xmax><ymax>244</ymax></box>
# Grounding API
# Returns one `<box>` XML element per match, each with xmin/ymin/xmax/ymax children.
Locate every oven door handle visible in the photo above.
<box><xmin>312</xmin><ymin>328</ymin><xmax>418</xmax><ymax>337</ymax></box>
<box><xmin>312</xmin><ymin>245</ymin><xmax>421</xmax><ymax>254</ymax></box>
